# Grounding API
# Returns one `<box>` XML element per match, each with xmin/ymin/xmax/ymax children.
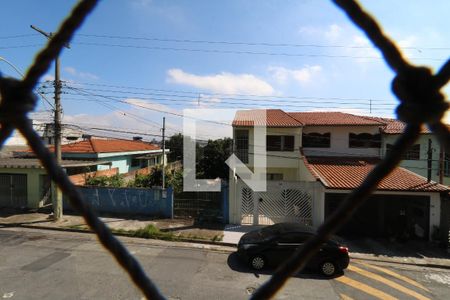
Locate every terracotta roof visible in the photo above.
<box><xmin>0</xmin><ymin>158</ymin><xmax>110</xmax><ymax>169</ymax></box>
<box><xmin>53</xmin><ymin>138</ymin><xmax>161</xmax><ymax>154</ymax></box>
<box><xmin>368</xmin><ymin>117</ymin><xmax>432</xmax><ymax>134</ymax></box>
<box><xmin>288</xmin><ymin>112</ymin><xmax>385</xmax><ymax>126</ymax></box>
<box><xmin>305</xmin><ymin>156</ymin><xmax>448</xmax><ymax>192</ymax></box>
<box><xmin>233</xmin><ymin>109</ymin><xmax>302</xmax><ymax>127</ymax></box>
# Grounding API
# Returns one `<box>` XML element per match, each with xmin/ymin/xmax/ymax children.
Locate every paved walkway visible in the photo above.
<box><xmin>222</xmin><ymin>224</ymin><xmax>263</xmax><ymax>244</ymax></box>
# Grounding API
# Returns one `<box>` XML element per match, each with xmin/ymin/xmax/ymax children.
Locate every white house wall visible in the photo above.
<box><xmin>302</xmin><ymin>125</ymin><xmax>381</xmax><ymax>157</ymax></box>
<box><xmin>234</xmin><ymin>126</ymin><xmax>307</xmax><ymax>181</ymax></box>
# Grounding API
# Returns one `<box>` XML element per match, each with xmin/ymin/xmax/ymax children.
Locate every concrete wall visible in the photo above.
<box><xmin>303</xmin><ymin>125</ymin><xmax>381</xmax><ymax>157</ymax></box>
<box><xmin>64</xmin><ymin>186</ymin><xmax>173</xmax><ymax>217</ymax></box>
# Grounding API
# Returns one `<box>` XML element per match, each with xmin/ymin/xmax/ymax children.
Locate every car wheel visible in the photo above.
<box><xmin>250</xmin><ymin>255</ymin><xmax>266</xmax><ymax>270</ymax></box>
<box><xmin>320</xmin><ymin>260</ymin><xmax>338</xmax><ymax>277</ymax></box>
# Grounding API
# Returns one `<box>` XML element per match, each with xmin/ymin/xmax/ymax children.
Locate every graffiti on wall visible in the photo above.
<box><xmin>64</xmin><ymin>187</ymin><xmax>173</xmax><ymax>218</ymax></box>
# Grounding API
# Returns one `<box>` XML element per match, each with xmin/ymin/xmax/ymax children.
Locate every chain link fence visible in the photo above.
<box><xmin>0</xmin><ymin>0</ymin><xmax>448</xmax><ymax>299</ymax></box>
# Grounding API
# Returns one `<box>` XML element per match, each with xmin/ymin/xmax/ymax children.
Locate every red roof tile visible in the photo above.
<box><xmin>368</xmin><ymin>117</ymin><xmax>432</xmax><ymax>134</ymax></box>
<box><xmin>58</xmin><ymin>138</ymin><xmax>160</xmax><ymax>154</ymax></box>
<box><xmin>233</xmin><ymin>109</ymin><xmax>302</xmax><ymax>127</ymax></box>
<box><xmin>305</xmin><ymin>156</ymin><xmax>448</xmax><ymax>192</ymax></box>
<box><xmin>288</xmin><ymin>112</ymin><xmax>385</xmax><ymax>126</ymax></box>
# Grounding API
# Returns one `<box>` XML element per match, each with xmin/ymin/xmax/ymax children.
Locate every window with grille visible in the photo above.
<box><xmin>235</xmin><ymin>129</ymin><xmax>249</xmax><ymax>163</ymax></box>
<box><xmin>266</xmin><ymin>135</ymin><xmax>294</xmax><ymax>151</ymax></box>
<box><xmin>386</xmin><ymin>143</ymin><xmax>420</xmax><ymax>160</ymax></box>
<box><xmin>302</xmin><ymin>132</ymin><xmax>330</xmax><ymax>148</ymax></box>
<box><xmin>349</xmin><ymin>133</ymin><xmax>381</xmax><ymax>148</ymax></box>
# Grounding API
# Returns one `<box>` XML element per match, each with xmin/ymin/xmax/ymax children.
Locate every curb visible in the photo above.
<box><xmin>1</xmin><ymin>223</ymin><xmax>237</xmax><ymax>248</ymax></box>
<box><xmin>2</xmin><ymin>223</ymin><xmax>450</xmax><ymax>270</ymax></box>
<box><xmin>350</xmin><ymin>255</ymin><xmax>450</xmax><ymax>270</ymax></box>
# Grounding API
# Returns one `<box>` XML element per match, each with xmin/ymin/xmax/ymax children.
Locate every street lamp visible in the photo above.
<box><xmin>0</xmin><ymin>56</ymin><xmax>25</xmax><ymax>77</ymax></box>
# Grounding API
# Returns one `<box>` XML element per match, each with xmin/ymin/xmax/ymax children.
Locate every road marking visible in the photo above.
<box><xmin>335</xmin><ymin>276</ymin><xmax>398</xmax><ymax>300</ymax></box>
<box><xmin>339</xmin><ymin>293</ymin><xmax>354</xmax><ymax>300</ymax></box>
<box><xmin>348</xmin><ymin>265</ymin><xmax>430</xmax><ymax>300</ymax></box>
<box><xmin>356</xmin><ymin>262</ymin><xmax>430</xmax><ymax>292</ymax></box>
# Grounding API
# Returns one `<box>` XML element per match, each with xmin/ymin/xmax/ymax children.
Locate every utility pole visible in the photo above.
<box><xmin>31</xmin><ymin>25</ymin><xmax>70</xmax><ymax>220</ymax></box>
<box><xmin>427</xmin><ymin>139</ymin><xmax>432</xmax><ymax>182</ymax></box>
<box><xmin>162</xmin><ymin>117</ymin><xmax>166</xmax><ymax>189</ymax></box>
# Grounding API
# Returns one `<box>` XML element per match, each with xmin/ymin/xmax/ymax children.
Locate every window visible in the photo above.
<box><xmin>267</xmin><ymin>173</ymin><xmax>283</xmax><ymax>181</ymax></box>
<box><xmin>302</xmin><ymin>132</ymin><xmax>330</xmax><ymax>148</ymax></box>
<box><xmin>386</xmin><ymin>143</ymin><xmax>420</xmax><ymax>160</ymax></box>
<box><xmin>235</xmin><ymin>130</ymin><xmax>249</xmax><ymax>163</ymax></box>
<box><xmin>131</xmin><ymin>158</ymin><xmax>141</xmax><ymax>167</ymax></box>
<box><xmin>278</xmin><ymin>233</ymin><xmax>311</xmax><ymax>244</ymax></box>
<box><xmin>266</xmin><ymin>135</ymin><xmax>294</xmax><ymax>152</ymax></box>
<box><xmin>349</xmin><ymin>133</ymin><xmax>381</xmax><ymax>148</ymax></box>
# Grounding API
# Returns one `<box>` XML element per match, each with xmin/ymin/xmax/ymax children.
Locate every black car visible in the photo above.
<box><xmin>237</xmin><ymin>223</ymin><xmax>349</xmax><ymax>276</ymax></box>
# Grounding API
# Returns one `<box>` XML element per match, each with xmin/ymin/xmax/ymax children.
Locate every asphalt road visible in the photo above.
<box><xmin>0</xmin><ymin>227</ymin><xmax>449</xmax><ymax>300</ymax></box>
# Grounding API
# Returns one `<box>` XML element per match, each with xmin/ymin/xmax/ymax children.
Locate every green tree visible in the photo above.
<box><xmin>166</xmin><ymin>133</ymin><xmax>183</xmax><ymax>162</ymax></box>
<box><xmin>197</xmin><ymin>138</ymin><xmax>232</xmax><ymax>180</ymax></box>
<box><xmin>85</xmin><ymin>174</ymin><xmax>124</xmax><ymax>187</ymax></box>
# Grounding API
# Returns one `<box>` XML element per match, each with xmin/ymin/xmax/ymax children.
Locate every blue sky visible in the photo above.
<box><xmin>1</xmin><ymin>0</ymin><xmax>449</xmax><ymax>140</ymax></box>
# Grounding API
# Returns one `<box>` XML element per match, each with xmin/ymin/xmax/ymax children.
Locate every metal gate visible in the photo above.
<box><xmin>238</xmin><ymin>180</ymin><xmax>314</xmax><ymax>225</ymax></box>
<box><xmin>0</xmin><ymin>174</ymin><xmax>27</xmax><ymax>208</ymax></box>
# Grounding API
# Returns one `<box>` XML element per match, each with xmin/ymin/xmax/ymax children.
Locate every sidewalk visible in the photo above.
<box><xmin>1</xmin><ymin>210</ymin><xmax>449</xmax><ymax>270</ymax></box>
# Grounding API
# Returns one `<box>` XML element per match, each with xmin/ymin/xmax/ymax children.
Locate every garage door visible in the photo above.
<box><xmin>325</xmin><ymin>193</ymin><xmax>430</xmax><ymax>240</ymax></box>
<box><xmin>0</xmin><ymin>174</ymin><xmax>27</xmax><ymax>208</ymax></box>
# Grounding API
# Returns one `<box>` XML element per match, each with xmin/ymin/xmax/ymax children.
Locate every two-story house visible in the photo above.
<box><xmin>229</xmin><ymin>109</ymin><xmax>448</xmax><ymax>241</ymax></box>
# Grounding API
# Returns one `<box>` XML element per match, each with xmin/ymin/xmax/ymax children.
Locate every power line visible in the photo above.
<box><xmin>0</xmin><ymin>44</ymin><xmax>43</xmax><ymax>49</ymax></box>
<box><xmin>54</xmin><ymin>80</ymin><xmax>393</xmax><ymax>103</ymax></box>
<box><xmin>72</xmin><ymin>42</ymin><xmax>446</xmax><ymax>61</ymax></box>
<box><xmin>75</xmin><ymin>34</ymin><xmax>450</xmax><ymax>51</ymax></box>
<box><xmin>56</xmin><ymin>84</ymin><xmax>396</xmax><ymax>105</ymax></box>
<box><xmin>5</xmin><ymin>33</ymin><xmax>450</xmax><ymax>51</ymax></box>
<box><xmin>0</xmin><ymin>34</ymin><xmax>39</xmax><ymax>39</ymax></box>
<box><xmin>65</xmin><ymin>86</ymin><xmax>232</xmax><ymax>126</ymax></box>
<box><xmin>66</xmin><ymin>86</ymin><xmax>165</xmax><ymax>129</ymax></box>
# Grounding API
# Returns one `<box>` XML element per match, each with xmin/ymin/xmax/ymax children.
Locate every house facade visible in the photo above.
<box><xmin>16</xmin><ymin>137</ymin><xmax>167</xmax><ymax>174</ymax></box>
<box><xmin>0</xmin><ymin>158</ymin><xmax>109</xmax><ymax>209</ymax></box>
<box><xmin>229</xmin><ymin>109</ymin><xmax>448</xmax><ymax>241</ymax></box>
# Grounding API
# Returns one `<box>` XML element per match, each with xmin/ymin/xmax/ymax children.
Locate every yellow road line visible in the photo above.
<box><xmin>335</xmin><ymin>276</ymin><xmax>398</xmax><ymax>300</ymax></box>
<box><xmin>339</xmin><ymin>293</ymin><xmax>354</xmax><ymax>300</ymax></box>
<box><xmin>348</xmin><ymin>265</ymin><xmax>430</xmax><ymax>300</ymax></box>
<box><xmin>356</xmin><ymin>261</ymin><xmax>430</xmax><ymax>292</ymax></box>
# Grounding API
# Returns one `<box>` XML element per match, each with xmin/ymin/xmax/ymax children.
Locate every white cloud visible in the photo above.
<box><xmin>269</xmin><ymin>65</ymin><xmax>322</xmax><ymax>85</ymax></box>
<box><xmin>64</xmin><ymin>67</ymin><xmax>99</xmax><ymax>81</ymax></box>
<box><xmin>324</xmin><ymin>24</ymin><xmax>343</xmax><ymax>42</ymax></box>
<box><xmin>124</xmin><ymin>98</ymin><xmax>180</xmax><ymax>114</ymax></box>
<box><xmin>42</xmin><ymin>74</ymin><xmax>55</xmax><ymax>82</ymax></box>
<box><xmin>298</xmin><ymin>24</ymin><xmax>343</xmax><ymax>43</ymax></box>
<box><xmin>167</xmin><ymin>68</ymin><xmax>274</xmax><ymax>95</ymax></box>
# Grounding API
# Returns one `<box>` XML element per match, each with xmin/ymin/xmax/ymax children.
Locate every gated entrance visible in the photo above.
<box><xmin>238</xmin><ymin>180</ymin><xmax>314</xmax><ymax>225</ymax></box>
<box><xmin>0</xmin><ymin>174</ymin><xmax>27</xmax><ymax>208</ymax></box>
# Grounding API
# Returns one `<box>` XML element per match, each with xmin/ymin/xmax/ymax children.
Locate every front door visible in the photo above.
<box><xmin>0</xmin><ymin>174</ymin><xmax>27</xmax><ymax>208</ymax></box>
